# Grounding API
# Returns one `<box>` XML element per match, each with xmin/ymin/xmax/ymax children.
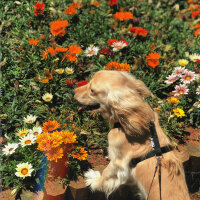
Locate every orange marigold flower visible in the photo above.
<box><xmin>46</xmin><ymin>74</ymin><xmax>53</xmax><ymax>80</ymax></box>
<box><xmin>45</xmin><ymin>147</ymin><xmax>64</xmax><ymax>162</ymax></box>
<box><xmin>36</xmin><ymin>132</ymin><xmax>63</xmax><ymax>151</ymax></box>
<box><xmin>47</xmin><ymin>47</ymin><xmax>57</xmax><ymax>56</ymax></box>
<box><xmin>105</xmin><ymin>62</ymin><xmax>130</xmax><ymax>71</ymax></box>
<box><xmin>93</xmin><ymin>1</ymin><xmax>100</xmax><ymax>7</ymax></box>
<box><xmin>129</xmin><ymin>27</ymin><xmax>148</xmax><ymax>37</ymax></box>
<box><xmin>55</xmin><ymin>46</ymin><xmax>68</xmax><ymax>52</ymax></box>
<box><xmin>194</xmin><ymin>28</ymin><xmax>200</xmax><ymax>37</ymax></box>
<box><xmin>113</xmin><ymin>12</ymin><xmax>134</xmax><ymax>21</ymax></box>
<box><xmin>63</xmin><ymin>54</ymin><xmax>77</xmax><ymax>62</ymax></box>
<box><xmin>42</xmin><ymin>120</ymin><xmax>62</xmax><ymax>132</ymax></box>
<box><xmin>28</xmin><ymin>38</ymin><xmax>40</xmax><ymax>46</ymax></box>
<box><xmin>146</xmin><ymin>52</ymin><xmax>161</xmax><ymax>68</ymax></box>
<box><xmin>41</xmin><ymin>78</ymin><xmax>49</xmax><ymax>83</ymax></box>
<box><xmin>69</xmin><ymin>3</ymin><xmax>82</xmax><ymax>9</ymax></box>
<box><xmin>41</xmin><ymin>50</ymin><xmax>48</xmax><ymax>59</ymax></box>
<box><xmin>60</xmin><ymin>130</ymin><xmax>77</xmax><ymax>144</ymax></box>
<box><xmin>72</xmin><ymin>147</ymin><xmax>88</xmax><ymax>161</ymax></box>
<box><xmin>65</xmin><ymin>7</ymin><xmax>77</xmax><ymax>16</ymax></box>
<box><xmin>147</xmin><ymin>52</ymin><xmax>161</xmax><ymax>60</ymax></box>
<box><xmin>50</xmin><ymin>19</ymin><xmax>68</xmax><ymax>36</ymax></box>
<box><xmin>68</xmin><ymin>45</ymin><xmax>82</xmax><ymax>55</ymax></box>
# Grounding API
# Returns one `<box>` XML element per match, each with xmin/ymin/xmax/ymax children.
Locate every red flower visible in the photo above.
<box><xmin>65</xmin><ymin>79</ymin><xmax>77</xmax><ymax>86</ymax></box>
<box><xmin>100</xmin><ymin>48</ymin><xmax>112</xmax><ymax>55</ymax></box>
<box><xmin>77</xmin><ymin>80</ymin><xmax>88</xmax><ymax>87</ymax></box>
<box><xmin>196</xmin><ymin>59</ymin><xmax>200</xmax><ymax>64</ymax></box>
<box><xmin>108</xmin><ymin>39</ymin><xmax>118</xmax><ymax>46</ymax></box>
<box><xmin>108</xmin><ymin>0</ymin><xmax>118</xmax><ymax>6</ymax></box>
<box><xmin>34</xmin><ymin>3</ymin><xmax>45</xmax><ymax>16</ymax></box>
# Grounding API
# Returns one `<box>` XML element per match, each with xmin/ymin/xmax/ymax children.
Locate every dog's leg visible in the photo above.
<box><xmin>85</xmin><ymin>161</ymin><xmax>130</xmax><ymax>196</ymax></box>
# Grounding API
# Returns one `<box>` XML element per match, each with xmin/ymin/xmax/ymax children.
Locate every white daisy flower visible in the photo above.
<box><xmin>42</xmin><ymin>93</ymin><xmax>53</xmax><ymax>102</ymax></box>
<box><xmin>2</xmin><ymin>143</ymin><xmax>19</xmax><ymax>155</ymax></box>
<box><xmin>65</xmin><ymin>67</ymin><xmax>74</xmax><ymax>74</ymax></box>
<box><xmin>189</xmin><ymin>53</ymin><xmax>200</xmax><ymax>62</ymax></box>
<box><xmin>15</xmin><ymin>162</ymin><xmax>34</xmax><ymax>179</ymax></box>
<box><xmin>85</xmin><ymin>45</ymin><xmax>99</xmax><ymax>57</ymax></box>
<box><xmin>20</xmin><ymin>134</ymin><xmax>36</xmax><ymax>147</ymax></box>
<box><xmin>29</xmin><ymin>126</ymin><xmax>43</xmax><ymax>136</ymax></box>
<box><xmin>165</xmin><ymin>74</ymin><xmax>177</xmax><ymax>84</ymax></box>
<box><xmin>111</xmin><ymin>41</ymin><xmax>128</xmax><ymax>52</ymax></box>
<box><xmin>23</xmin><ymin>114</ymin><xmax>37</xmax><ymax>124</ymax></box>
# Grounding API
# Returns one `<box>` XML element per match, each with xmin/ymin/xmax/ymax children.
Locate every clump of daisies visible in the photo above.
<box><xmin>164</xmin><ymin>55</ymin><xmax>200</xmax><ymax>121</ymax></box>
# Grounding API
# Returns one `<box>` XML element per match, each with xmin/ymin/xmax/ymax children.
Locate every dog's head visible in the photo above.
<box><xmin>74</xmin><ymin>70</ymin><xmax>154</xmax><ymax>138</ymax></box>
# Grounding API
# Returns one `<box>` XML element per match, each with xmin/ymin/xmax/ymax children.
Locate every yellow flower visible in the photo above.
<box><xmin>178</xmin><ymin>59</ymin><xmax>189</xmax><ymax>66</ymax></box>
<box><xmin>65</xmin><ymin>67</ymin><xmax>74</xmax><ymax>74</ymax></box>
<box><xmin>16</xmin><ymin>128</ymin><xmax>29</xmax><ymax>137</ymax></box>
<box><xmin>173</xmin><ymin>108</ymin><xmax>185</xmax><ymax>118</ymax></box>
<box><xmin>55</xmin><ymin>68</ymin><xmax>64</xmax><ymax>74</ymax></box>
<box><xmin>72</xmin><ymin>147</ymin><xmax>88</xmax><ymax>160</ymax></box>
<box><xmin>15</xmin><ymin>162</ymin><xmax>34</xmax><ymax>179</ymax></box>
<box><xmin>167</xmin><ymin>97</ymin><xmax>179</xmax><ymax>104</ymax></box>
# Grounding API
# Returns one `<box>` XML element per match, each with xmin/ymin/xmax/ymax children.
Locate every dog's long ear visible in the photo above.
<box><xmin>120</xmin><ymin>72</ymin><xmax>153</xmax><ymax>98</ymax></box>
<box><xmin>107</xmin><ymin>88</ymin><xmax>154</xmax><ymax>138</ymax></box>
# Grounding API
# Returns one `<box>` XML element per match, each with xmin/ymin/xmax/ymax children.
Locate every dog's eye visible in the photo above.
<box><xmin>91</xmin><ymin>89</ymin><xmax>94</xmax><ymax>93</ymax></box>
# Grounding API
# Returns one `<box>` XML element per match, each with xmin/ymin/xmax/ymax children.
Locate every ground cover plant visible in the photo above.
<box><xmin>1</xmin><ymin>0</ymin><xmax>200</xmax><ymax>198</ymax></box>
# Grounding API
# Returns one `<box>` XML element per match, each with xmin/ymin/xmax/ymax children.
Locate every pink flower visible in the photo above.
<box><xmin>174</xmin><ymin>84</ymin><xmax>189</xmax><ymax>96</ymax></box>
<box><xmin>196</xmin><ymin>86</ymin><xmax>200</xmax><ymax>95</ymax></box>
<box><xmin>77</xmin><ymin>80</ymin><xmax>88</xmax><ymax>87</ymax></box>
<box><xmin>181</xmin><ymin>71</ymin><xmax>196</xmax><ymax>84</ymax></box>
<box><xmin>165</xmin><ymin>74</ymin><xmax>178</xmax><ymax>84</ymax></box>
<box><xmin>173</xmin><ymin>67</ymin><xmax>186</xmax><ymax>77</ymax></box>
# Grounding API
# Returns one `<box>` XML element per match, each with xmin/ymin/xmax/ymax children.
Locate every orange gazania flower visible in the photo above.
<box><xmin>36</xmin><ymin>131</ymin><xmax>62</xmax><ymax>151</ymax></box>
<box><xmin>65</xmin><ymin>7</ymin><xmax>77</xmax><ymax>16</ymax></box>
<box><xmin>50</xmin><ymin>19</ymin><xmax>68</xmax><ymax>36</ymax></box>
<box><xmin>192</xmin><ymin>10</ymin><xmax>200</xmax><ymax>18</ymax></box>
<box><xmin>93</xmin><ymin>2</ymin><xmax>100</xmax><ymax>7</ymax></box>
<box><xmin>113</xmin><ymin>12</ymin><xmax>134</xmax><ymax>21</ymax></box>
<box><xmin>55</xmin><ymin>46</ymin><xmax>68</xmax><ymax>52</ymax></box>
<box><xmin>41</xmin><ymin>78</ymin><xmax>49</xmax><ymax>83</ymax></box>
<box><xmin>129</xmin><ymin>27</ymin><xmax>148</xmax><ymax>37</ymax></box>
<box><xmin>68</xmin><ymin>45</ymin><xmax>82</xmax><ymax>55</ymax></box>
<box><xmin>72</xmin><ymin>147</ymin><xmax>88</xmax><ymax>161</ymax></box>
<box><xmin>28</xmin><ymin>38</ymin><xmax>40</xmax><ymax>46</ymax></box>
<box><xmin>146</xmin><ymin>52</ymin><xmax>161</xmax><ymax>68</ymax></box>
<box><xmin>41</xmin><ymin>50</ymin><xmax>48</xmax><ymax>59</ymax></box>
<box><xmin>45</xmin><ymin>147</ymin><xmax>64</xmax><ymax>162</ymax></box>
<box><xmin>69</xmin><ymin>3</ymin><xmax>82</xmax><ymax>9</ymax></box>
<box><xmin>60</xmin><ymin>130</ymin><xmax>77</xmax><ymax>144</ymax></box>
<box><xmin>42</xmin><ymin>120</ymin><xmax>61</xmax><ymax>132</ymax></box>
<box><xmin>62</xmin><ymin>54</ymin><xmax>77</xmax><ymax>62</ymax></box>
<box><xmin>47</xmin><ymin>47</ymin><xmax>57</xmax><ymax>56</ymax></box>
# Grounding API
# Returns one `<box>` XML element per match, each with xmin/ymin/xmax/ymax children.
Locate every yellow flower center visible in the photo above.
<box><xmin>20</xmin><ymin>133</ymin><xmax>27</xmax><ymax>136</ymax></box>
<box><xmin>89</xmin><ymin>51</ymin><xmax>94</xmax><ymax>55</ymax></box>
<box><xmin>185</xmin><ymin>76</ymin><xmax>191</xmax><ymax>80</ymax></box>
<box><xmin>9</xmin><ymin>148</ymin><xmax>14</xmax><ymax>152</ymax></box>
<box><xmin>179</xmin><ymin>90</ymin><xmax>183</xmax><ymax>94</ymax></box>
<box><xmin>45</xmin><ymin>97</ymin><xmax>51</xmax><ymax>101</ymax></box>
<box><xmin>21</xmin><ymin>168</ymin><xmax>28</xmax><ymax>175</ymax></box>
<box><xmin>34</xmin><ymin>132</ymin><xmax>38</xmax><ymax>136</ymax></box>
<box><xmin>25</xmin><ymin>140</ymin><xmax>31</xmax><ymax>145</ymax></box>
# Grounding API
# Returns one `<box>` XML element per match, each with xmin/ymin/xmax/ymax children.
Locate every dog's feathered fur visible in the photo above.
<box><xmin>74</xmin><ymin>70</ymin><xmax>190</xmax><ymax>200</ymax></box>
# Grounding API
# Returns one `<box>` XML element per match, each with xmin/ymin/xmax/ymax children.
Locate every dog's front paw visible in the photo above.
<box><xmin>84</xmin><ymin>169</ymin><xmax>101</xmax><ymax>191</ymax></box>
